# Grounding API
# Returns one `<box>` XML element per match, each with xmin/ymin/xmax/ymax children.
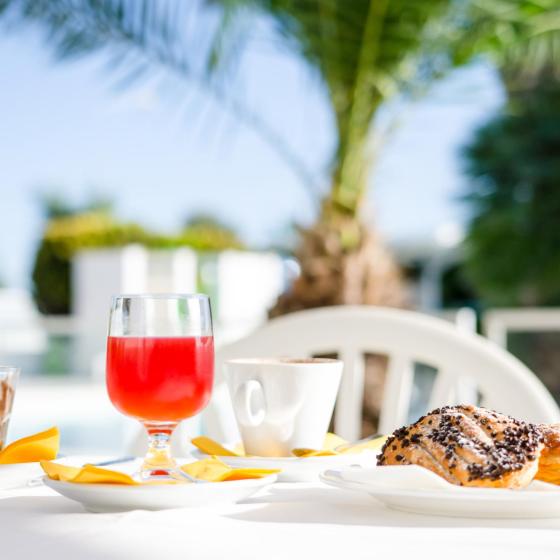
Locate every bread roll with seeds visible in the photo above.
<box><xmin>377</xmin><ymin>405</ymin><xmax>543</xmax><ymax>489</ymax></box>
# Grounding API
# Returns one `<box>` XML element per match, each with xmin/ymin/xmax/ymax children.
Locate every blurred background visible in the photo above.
<box><xmin>1</xmin><ymin>0</ymin><xmax>559</xmax><ymax>454</ymax></box>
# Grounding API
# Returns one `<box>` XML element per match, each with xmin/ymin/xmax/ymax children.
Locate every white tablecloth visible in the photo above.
<box><xmin>2</xmin><ymin>479</ymin><xmax>560</xmax><ymax>559</ymax></box>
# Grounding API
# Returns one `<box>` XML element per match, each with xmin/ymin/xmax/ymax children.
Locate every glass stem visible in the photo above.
<box><xmin>141</xmin><ymin>421</ymin><xmax>178</xmax><ymax>479</ymax></box>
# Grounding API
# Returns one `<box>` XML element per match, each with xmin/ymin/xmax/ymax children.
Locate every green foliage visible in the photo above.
<box><xmin>32</xmin><ymin>243</ymin><xmax>70</xmax><ymax>315</ymax></box>
<box><xmin>181</xmin><ymin>213</ymin><xmax>244</xmax><ymax>251</ymax></box>
<box><xmin>440</xmin><ymin>263</ymin><xmax>478</xmax><ymax>309</ymax></box>
<box><xmin>463</xmin><ymin>79</ymin><xmax>560</xmax><ymax>306</ymax></box>
<box><xmin>32</xmin><ymin>211</ymin><xmax>245</xmax><ymax>314</ymax></box>
<box><xmin>38</xmin><ymin>191</ymin><xmax>114</xmax><ymax>219</ymax></box>
<box><xmin>444</xmin><ymin>0</ymin><xmax>560</xmax><ymax>91</ymax></box>
<box><xmin>32</xmin><ymin>212</ymin><xmax>151</xmax><ymax>314</ymax></box>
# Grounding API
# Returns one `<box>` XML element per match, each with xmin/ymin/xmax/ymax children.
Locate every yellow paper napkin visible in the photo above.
<box><xmin>0</xmin><ymin>427</ymin><xmax>60</xmax><ymax>465</ymax></box>
<box><xmin>292</xmin><ymin>433</ymin><xmax>348</xmax><ymax>457</ymax></box>
<box><xmin>41</xmin><ymin>460</ymin><xmax>138</xmax><ymax>485</ymax></box>
<box><xmin>41</xmin><ymin>456</ymin><xmax>279</xmax><ymax>485</ymax></box>
<box><xmin>191</xmin><ymin>433</ymin><xmax>387</xmax><ymax>458</ymax></box>
<box><xmin>294</xmin><ymin>434</ymin><xmax>388</xmax><ymax>457</ymax></box>
<box><xmin>191</xmin><ymin>436</ymin><xmax>241</xmax><ymax>457</ymax></box>
<box><xmin>181</xmin><ymin>457</ymin><xmax>279</xmax><ymax>482</ymax></box>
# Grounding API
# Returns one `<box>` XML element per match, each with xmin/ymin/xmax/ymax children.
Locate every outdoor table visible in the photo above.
<box><xmin>2</xmin><ymin>476</ymin><xmax>560</xmax><ymax>559</ymax></box>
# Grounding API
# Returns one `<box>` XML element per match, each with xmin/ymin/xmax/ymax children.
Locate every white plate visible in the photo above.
<box><xmin>191</xmin><ymin>449</ymin><xmax>377</xmax><ymax>482</ymax></box>
<box><xmin>44</xmin><ymin>473</ymin><xmax>277</xmax><ymax>512</ymax></box>
<box><xmin>320</xmin><ymin>465</ymin><xmax>560</xmax><ymax>519</ymax></box>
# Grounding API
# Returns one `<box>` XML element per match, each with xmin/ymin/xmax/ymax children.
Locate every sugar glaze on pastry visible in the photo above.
<box><xmin>377</xmin><ymin>405</ymin><xmax>544</xmax><ymax>488</ymax></box>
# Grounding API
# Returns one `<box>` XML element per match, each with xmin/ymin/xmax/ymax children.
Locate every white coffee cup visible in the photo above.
<box><xmin>224</xmin><ymin>358</ymin><xmax>343</xmax><ymax>457</ymax></box>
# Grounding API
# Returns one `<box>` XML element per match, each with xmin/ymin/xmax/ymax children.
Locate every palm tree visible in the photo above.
<box><xmin>2</xmin><ymin>1</ymin><xmax>557</xmax><ymax>316</ymax></box>
<box><xmin>0</xmin><ymin>0</ymin><xmax>455</xmax><ymax>314</ymax></box>
<box><xmin>252</xmin><ymin>0</ymin><xmax>453</xmax><ymax>314</ymax></box>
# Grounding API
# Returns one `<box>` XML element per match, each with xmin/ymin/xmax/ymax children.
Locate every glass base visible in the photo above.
<box><xmin>138</xmin><ymin>466</ymin><xmax>189</xmax><ymax>483</ymax></box>
<box><xmin>139</xmin><ymin>421</ymin><xmax>190</xmax><ymax>483</ymax></box>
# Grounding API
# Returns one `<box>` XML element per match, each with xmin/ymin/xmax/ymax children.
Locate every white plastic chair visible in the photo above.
<box><xmin>204</xmin><ymin>306</ymin><xmax>560</xmax><ymax>442</ymax></box>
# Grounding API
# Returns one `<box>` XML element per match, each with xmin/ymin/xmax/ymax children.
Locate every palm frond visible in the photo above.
<box><xmin>445</xmin><ymin>0</ymin><xmax>560</xmax><ymax>90</ymax></box>
<box><xmin>0</xmin><ymin>0</ymin><xmax>320</xmax><ymax>201</ymax></box>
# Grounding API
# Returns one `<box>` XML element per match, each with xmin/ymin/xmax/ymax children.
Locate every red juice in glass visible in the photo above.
<box><xmin>106</xmin><ymin>335</ymin><xmax>214</xmax><ymax>422</ymax></box>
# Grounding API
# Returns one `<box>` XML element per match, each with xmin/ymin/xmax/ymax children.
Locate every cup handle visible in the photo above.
<box><xmin>233</xmin><ymin>380</ymin><xmax>266</xmax><ymax>427</ymax></box>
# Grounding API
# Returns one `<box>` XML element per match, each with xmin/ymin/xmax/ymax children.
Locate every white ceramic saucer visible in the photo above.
<box><xmin>191</xmin><ymin>448</ymin><xmax>377</xmax><ymax>482</ymax></box>
<box><xmin>320</xmin><ymin>465</ymin><xmax>560</xmax><ymax>519</ymax></box>
<box><xmin>44</xmin><ymin>473</ymin><xmax>277</xmax><ymax>513</ymax></box>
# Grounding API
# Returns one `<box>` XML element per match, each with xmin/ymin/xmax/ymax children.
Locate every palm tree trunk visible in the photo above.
<box><xmin>270</xmin><ymin>217</ymin><xmax>406</xmax><ymax>315</ymax></box>
<box><xmin>271</xmin><ymin>145</ymin><xmax>407</xmax><ymax>313</ymax></box>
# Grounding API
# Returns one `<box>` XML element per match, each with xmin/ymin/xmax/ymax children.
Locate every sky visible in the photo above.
<box><xmin>0</xmin><ymin>22</ymin><xmax>505</xmax><ymax>288</ymax></box>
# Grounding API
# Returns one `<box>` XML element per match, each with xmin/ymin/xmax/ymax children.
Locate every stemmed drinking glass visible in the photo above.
<box><xmin>106</xmin><ymin>294</ymin><xmax>214</xmax><ymax>481</ymax></box>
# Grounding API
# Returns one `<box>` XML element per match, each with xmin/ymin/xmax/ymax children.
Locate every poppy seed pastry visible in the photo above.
<box><xmin>377</xmin><ymin>405</ymin><xmax>544</xmax><ymax>489</ymax></box>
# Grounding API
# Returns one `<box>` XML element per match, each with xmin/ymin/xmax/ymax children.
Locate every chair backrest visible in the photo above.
<box><xmin>484</xmin><ymin>307</ymin><xmax>560</xmax><ymax>347</ymax></box>
<box><xmin>212</xmin><ymin>306</ymin><xmax>560</xmax><ymax>441</ymax></box>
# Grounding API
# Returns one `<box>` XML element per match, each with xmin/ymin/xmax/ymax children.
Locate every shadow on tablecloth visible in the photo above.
<box><xmin>229</xmin><ymin>486</ymin><xmax>560</xmax><ymax>530</ymax></box>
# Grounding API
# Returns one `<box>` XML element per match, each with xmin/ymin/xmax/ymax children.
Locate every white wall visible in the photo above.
<box><xmin>215</xmin><ymin>250</ymin><xmax>285</xmax><ymax>341</ymax></box>
<box><xmin>72</xmin><ymin>245</ymin><xmax>198</xmax><ymax>377</ymax></box>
